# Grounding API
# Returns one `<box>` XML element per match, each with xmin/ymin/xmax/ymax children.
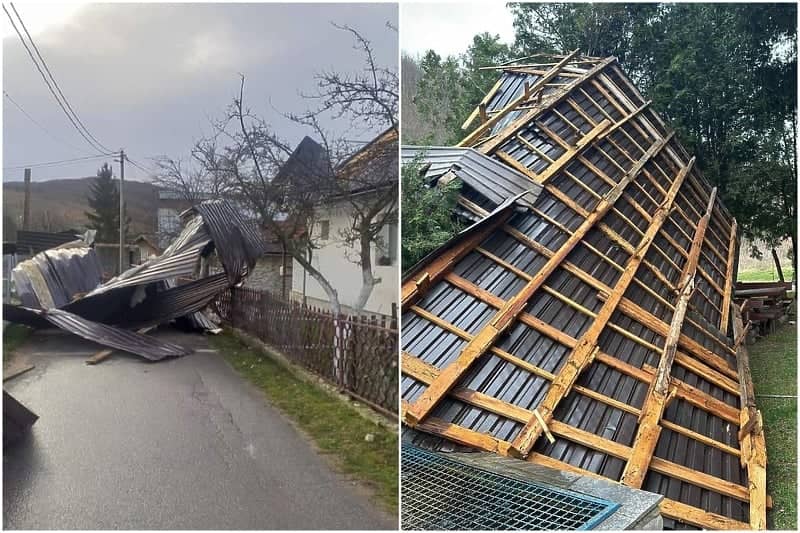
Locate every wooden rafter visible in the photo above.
<box><xmin>509</xmin><ymin>157</ymin><xmax>694</xmax><ymax>457</ymax></box>
<box><xmin>620</xmin><ymin>188</ymin><xmax>717</xmax><ymax>488</ymax></box>
<box><xmin>457</xmin><ymin>49</ymin><xmax>580</xmax><ymax>148</ymax></box>
<box><xmin>732</xmin><ymin>303</ymin><xmax>768</xmax><ymax>530</ymax></box>
<box><xmin>403</xmin><ymin>136</ymin><xmax>669</xmax><ymax>426</ymax></box>
<box><xmin>720</xmin><ymin>219</ymin><xmax>738</xmax><ymax>335</ymax></box>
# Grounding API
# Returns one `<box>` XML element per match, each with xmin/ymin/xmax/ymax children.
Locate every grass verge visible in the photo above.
<box><xmin>748</xmin><ymin>307</ymin><xmax>797</xmax><ymax>529</ymax></box>
<box><xmin>3</xmin><ymin>324</ymin><xmax>31</xmax><ymax>361</ymax></box>
<box><xmin>738</xmin><ymin>267</ymin><xmax>794</xmax><ymax>282</ymax></box>
<box><xmin>209</xmin><ymin>331</ymin><xmax>398</xmax><ymax>514</ymax></box>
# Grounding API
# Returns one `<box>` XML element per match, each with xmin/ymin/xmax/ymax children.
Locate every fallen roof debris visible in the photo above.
<box><xmin>4</xmin><ymin>199</ymin><xmax>267</xmax><ymax>361</ymax></box>
<box><xmin>401</xmin><ymin>51</ymin><xmax>767</xmax><ymax>530</ymax></box>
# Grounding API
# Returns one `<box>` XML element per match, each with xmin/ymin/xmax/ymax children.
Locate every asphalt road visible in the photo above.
<box><xmin>3</xmin><ymin>328</ymin><xmax>395</xmax><ymax>530</ymax></box>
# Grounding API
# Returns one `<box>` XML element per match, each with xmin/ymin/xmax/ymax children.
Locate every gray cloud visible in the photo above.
<box><xmin>3</xmin><ymin>2</ymin><xmax>398</xmax><ymax>181</ymax></box>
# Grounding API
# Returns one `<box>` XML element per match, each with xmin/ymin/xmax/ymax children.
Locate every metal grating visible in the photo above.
<box><xmin>401</xmin><ymin>445</ymin><xmax>620</xmax><ymax>530</ymax></box>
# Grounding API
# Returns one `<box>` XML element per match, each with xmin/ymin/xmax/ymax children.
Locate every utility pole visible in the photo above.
<box><xmin>116</xmin><ymin>149</ymin><xmax>125</xmax><ymax>274</ymax></box>
<box><xmin>22</xmin><ymin>168</ymin><xmax>31</xmax><ymax>231</ymax></box>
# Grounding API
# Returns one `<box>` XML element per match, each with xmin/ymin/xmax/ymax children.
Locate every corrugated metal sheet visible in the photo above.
<box><xmin>5</xmin><ymin>200</ymin><xmax>268</xmax><ymax>361</ymax></box>
<box><xmin>401</xmin><ymin>146</ymin><xmax>540</xmax><ymax>210</ymax></box>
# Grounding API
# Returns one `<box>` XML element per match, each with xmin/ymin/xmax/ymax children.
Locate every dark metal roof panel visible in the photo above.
<box><xmin>401</xmin><ymin>146</ymin><xmax>541</xmax><ymax>210</ymax></box>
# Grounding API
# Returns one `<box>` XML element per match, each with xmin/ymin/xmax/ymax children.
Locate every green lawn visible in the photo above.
<box><xmin>738</xmin><ymin>267</ymin><xmax>794</xmax><ymax>282</ymax></box>
<box><xmin>748</xmin><ymin>305</ymin><xmax>797</xmax><ymax>529</ymax></box>
<box><xmin>210</xmin><ymin>332</ymin><xmax>398</xmax><ymax>514</ymax></box>
<box><xmin>3</xmin><ymin>323</ymin><xmax>31</xmax><ymax>360</ymax></box>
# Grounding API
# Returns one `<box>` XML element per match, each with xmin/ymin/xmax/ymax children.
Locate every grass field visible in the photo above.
<box><xmin>738</xmin><ymin>267</ymin><xmax>795</xmax><ymax>282</ymax></box>
<box><xmin>210</xmin><ymin>332</ymin><xmax>398</xmax><ymax>514</ymax></box>
<box><xmin>748</xmin><ymin>304</ymin><xmax>797</xmax><ymax>529</ymax></box>
<box><xmin>3</xmin><ymin>324</ymin><xmax>31</xmax><ymax>360</ymax></box>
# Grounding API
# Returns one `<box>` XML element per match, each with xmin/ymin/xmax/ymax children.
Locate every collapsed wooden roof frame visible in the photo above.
<box><xmin>401</xmin><ymin>50</ymin><xmax>767</xmax><ymax>529</ymax></box>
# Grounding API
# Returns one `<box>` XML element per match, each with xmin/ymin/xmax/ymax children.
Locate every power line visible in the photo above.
<box><xmin>3</xmin><ymin>154</ymin><xmax>109</xmax><ymax>171</ymax></box>
<box><xmin>3</xmin><ymin>3</ymin><xmax>114</xmax><ymax>156</ymax></box>
<box><xmin>3</xmin><ymin>90</ymin><xmax>91</xmax><ymax>155</ymax></box>
<box><xmin>10</xmin><ymin>3</ymin><xmax>115</xmax><ymax>155</ymax></box>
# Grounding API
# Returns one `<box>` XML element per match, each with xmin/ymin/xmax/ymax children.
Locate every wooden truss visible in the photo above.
<box><xmin>402</xmin><ymin>54</ymin><xmax>766</xmax><ymax>530</ymax></box>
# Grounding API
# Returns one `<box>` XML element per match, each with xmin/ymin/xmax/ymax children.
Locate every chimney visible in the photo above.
<box><xmin>23</xmin><ymin>168</ymin><xmax>31</xmax><ymax>231</ymax></box>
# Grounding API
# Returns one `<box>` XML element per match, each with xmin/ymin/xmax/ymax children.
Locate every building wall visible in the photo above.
<box><xmin>244</xmin><ymin>255</ymin><xmax>292</xmax><ymax>298</ymax></box>
<box><xmin>291</xmin><ymin>201</ymin><xmax>398</xmax><ymax>317</ymax></box>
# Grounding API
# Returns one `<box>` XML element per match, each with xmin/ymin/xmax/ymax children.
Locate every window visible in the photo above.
<box><xmin>319</xmin><ymin>220</ymin><xmax>330</xmax><ymax>240</ymax></box>
<box><xmin>377</xmin><ymin>223</ymin><xmax>398</xmax><ymax>266</ymax></box>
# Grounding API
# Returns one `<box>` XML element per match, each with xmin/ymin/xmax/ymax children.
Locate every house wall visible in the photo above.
<box><xmin>244</xmin><ymin>255</ymin><xmax>292</xmax><ymax>298</ymax></box>
<box><xmin>291</xmin><ymin>201</ymin><xmax>398</xmax><ymax>317</ymax></box>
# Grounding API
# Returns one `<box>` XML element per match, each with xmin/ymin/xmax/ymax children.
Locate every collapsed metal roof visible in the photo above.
<box><xmin>5</xmin><ymin>199</ymin><xmax>267</xmax><ymax>360</ymax></box>
<box><xmin>401</xmin><ymin>51</ymin><xmax>766</xmax><ymax>530</ymax></box>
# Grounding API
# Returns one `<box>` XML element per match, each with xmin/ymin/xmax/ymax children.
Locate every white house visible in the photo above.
<box><xmin>290</xmin><ymin>129</ymin><xmax>399</xmax><ymax>318</ymax></box>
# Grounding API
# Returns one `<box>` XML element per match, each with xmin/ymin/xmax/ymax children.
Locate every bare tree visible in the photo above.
<box><xmin>194</xmin><ymin>22</ymin><xmax>398</xmax><ymax>318</ymax></box>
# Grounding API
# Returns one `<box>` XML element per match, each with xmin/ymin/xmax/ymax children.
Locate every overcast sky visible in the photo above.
<box><xmin>2</xmin><ymin>2</ymin><xmax>398</xmax><ymax>182</ymax></box>
<box><xmin>401</xmin><ymin>1</ymin><xmax>514</xmax><ymax>58</ymax></box>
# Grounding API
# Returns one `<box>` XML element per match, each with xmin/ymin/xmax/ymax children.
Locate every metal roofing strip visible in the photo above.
<box><xmin>193</xmin><ymin>200</ymin><xmax>268</xmax><ymax>285</ymax></box>
<box><xmin>9</xmin><ymin>305</ymin><xmax>191</xmax><ymax>360</ymax></box>
<box><xmin>400</xmin><ymin>146</ymin><xmax>541</xmax><ymax>210</ymax></box>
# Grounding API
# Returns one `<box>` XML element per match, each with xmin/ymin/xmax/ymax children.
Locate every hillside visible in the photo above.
<box><xmin>3</xmin><ymin>177</ymin><xmax>157</xmax><ymax>240</ymax></box>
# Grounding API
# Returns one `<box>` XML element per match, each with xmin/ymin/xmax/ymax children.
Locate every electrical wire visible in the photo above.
<box><xmin>3</xmin><ymin>3</ymin><xmax>115</xmax><ymax>156</ymax></box>
<box><xmin>10</xmin><ymin>3</ymin><xmax>116</xmax><ymax>155</ymax></box>
<box><xmin>3</xmin><ymin>154</ymin><xmax>109</xmax><ymax>171</ymax></box>
<box><xmin>3</xmin><ymin>90</ymin><xmax>91</xmax><ymax>155</ymax></box>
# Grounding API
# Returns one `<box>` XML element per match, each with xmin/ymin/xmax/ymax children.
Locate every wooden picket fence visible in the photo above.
<box><xmin>215</xmin><ymin>287</ymin><xmax>398</xmax><ymax>416</ymax></box>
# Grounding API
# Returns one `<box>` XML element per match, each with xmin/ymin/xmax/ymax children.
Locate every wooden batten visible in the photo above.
<box><xmin>620</xmin><ymin>188</ymin><xmax>717</xmax><ymax>488</ymax></box>
<box><xmin>476</xmin><ymin>57</ymin><xmax>617</xmax><ymax>154</ymax></box>
<box><xmin>404</xmin><ymin>138</ymin><xmax>668</xmax><ymax>427</ymax></box>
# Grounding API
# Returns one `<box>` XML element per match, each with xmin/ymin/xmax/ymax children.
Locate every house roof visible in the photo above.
<box><xmin>15</xmin><ymin>229</ymin><xmax>82</xmax><ymax>254</ymax></box>
<box><xmin>272</xmin><ymin>135</ymin><xmax>335</xmax><ymax>195</ymax></box>
<box><xmin>401</xmin><ymin>52</ymin><xmax>761</xmax><ymax>530</ymax></box>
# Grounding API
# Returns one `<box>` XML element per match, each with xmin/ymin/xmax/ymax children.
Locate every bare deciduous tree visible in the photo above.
<box><xmin>194</xmin><ymin>22</ymin><xmax>398</xmax><ymax>318</ymax></box>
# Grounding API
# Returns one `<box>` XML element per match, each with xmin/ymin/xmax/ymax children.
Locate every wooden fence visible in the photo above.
<box><xmin>215</xmin><ymin>287</ymin><xmax>398</xmax><ymax>416</ymax></box>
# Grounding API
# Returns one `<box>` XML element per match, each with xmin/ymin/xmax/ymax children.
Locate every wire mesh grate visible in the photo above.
<box><xmin>401</xmin><ymin>445</ymin><xmax>620</xmax><ymax>530</ymax></box>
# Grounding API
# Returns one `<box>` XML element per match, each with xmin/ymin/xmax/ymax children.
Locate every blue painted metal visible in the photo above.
<box><xmin>402</xmin><ymin>444</ymin><xmax>620</xmax><ymax>530</ymax></box>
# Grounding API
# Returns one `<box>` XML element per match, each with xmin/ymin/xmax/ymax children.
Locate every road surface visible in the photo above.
<box><xmin>3</xmin><ymin>328</ymin><xmax>395</xmax><ymax>529</ymax></box>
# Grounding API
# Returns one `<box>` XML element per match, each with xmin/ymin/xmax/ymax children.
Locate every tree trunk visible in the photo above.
<box><xmin>293</xmin><ymin>250</ymin><xmax>347</xmax><ymax>386</ymax></box>
<box><xmin>353</xmin><ymin>229</ymin><xmax>380</xmax><ymax>315</ymax></box>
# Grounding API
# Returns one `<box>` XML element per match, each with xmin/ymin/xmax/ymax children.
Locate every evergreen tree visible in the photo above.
<box><xmin>85</xmin><ymin>163</ymin><xmax>127</xmax><ymax>243</ymax></box>
<box><xmin>401</xmin><ymin>155</ymin><xmax>463</xmax><ymax>270</ymax></box>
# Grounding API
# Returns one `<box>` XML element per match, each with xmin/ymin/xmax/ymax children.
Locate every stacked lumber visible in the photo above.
<box><xmin>735</xmin><ymin>281</ymin><xmax>794</xmax><ymax>337</ymax></box>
